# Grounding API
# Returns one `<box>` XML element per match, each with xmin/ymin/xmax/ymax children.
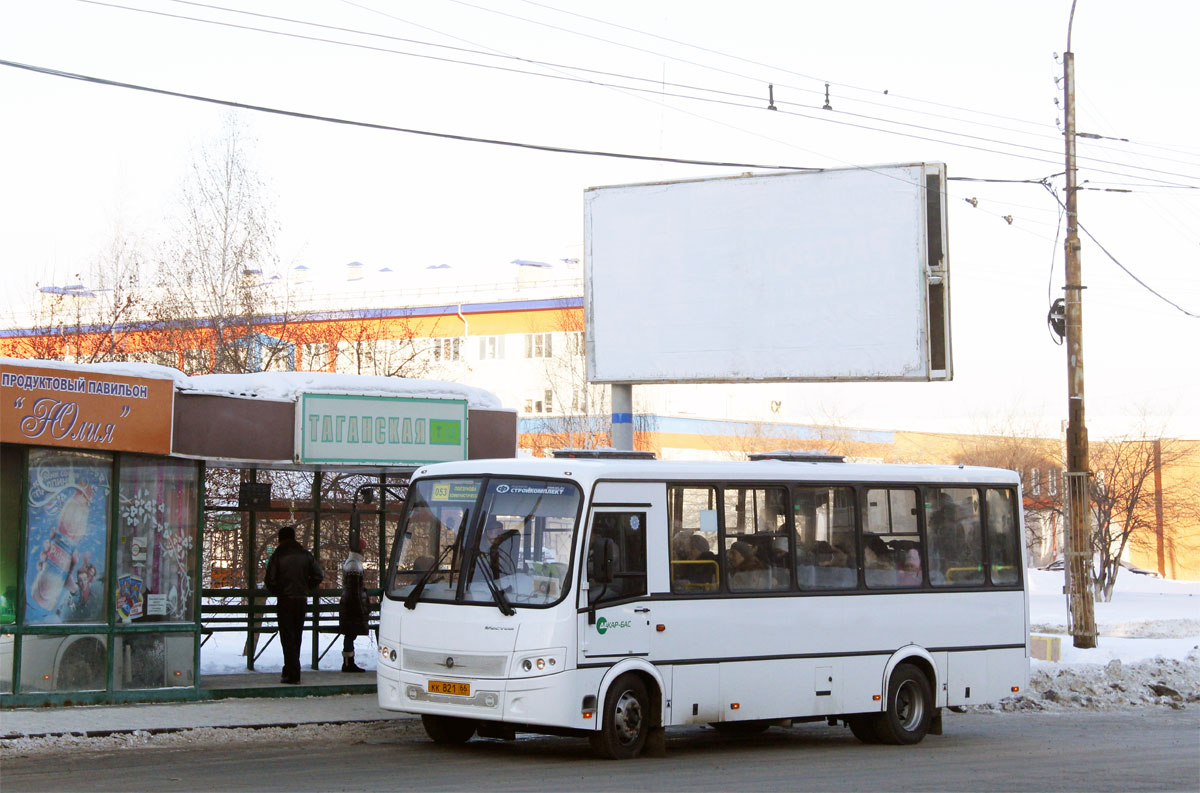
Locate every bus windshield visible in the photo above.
<box><xmin>388</xmin><ymin>477</ymin><xmax>581</xmax><ymax>608</ymax></box>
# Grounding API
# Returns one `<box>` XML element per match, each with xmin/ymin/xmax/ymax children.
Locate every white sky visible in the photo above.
<box><xmin>1</xmin><ymin>0</ymin><xmax>1197</xmax><ymax>439</ymax></box>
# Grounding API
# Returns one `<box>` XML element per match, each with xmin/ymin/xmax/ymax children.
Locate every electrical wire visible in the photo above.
<box><xmin>76</xmin><ymin>0</ymin><xmax>1200</xmax><ymax>188</ymax></box>
<box><xmin>1042</xmin><ymin>183</ymin><xmax>1199</xmax><ymax>319</ymax></box>
<box><xmin>336</xmin><ymin>0</ymin><xmax>837</xmax><ymax>176</ymax></box>
<box><xmin>0</xmin><ymin>58</ymin><xmax>819</xmax><ymax>171</ymax></box>
<box><xmin>1046</xmin><ymin>192</ymin><xmax>1066</xmax><ymax>345</ymax></box>
<box><xmin>513</xmin><ymin>0</ymin><xmax>1200</xmax><ymax>170</ymax></box>
<box><xmin>506</xmin><ymin>0</ymin><xmax>1061</xmax><ymax>134</ymax></box>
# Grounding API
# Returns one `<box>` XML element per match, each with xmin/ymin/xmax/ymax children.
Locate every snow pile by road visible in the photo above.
<box><xmin>988</xmin><ymin>569</ymin><xmax>1200</xmax><ymax>713</ymax></box>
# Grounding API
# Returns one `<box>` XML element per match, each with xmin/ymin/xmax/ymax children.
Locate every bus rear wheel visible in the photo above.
<box><xmin>590</xmin><ymin>673</ymin><xmax>650</xmax><ymax>760</ymax></box>
<box><xmin>872</xmin><ymin>663</ymin><xmax>933</xmax><ymax>745</ymax></box>
<box><xmin>421</xmin><ymin>714</ymin><xmax>477</xmax><ymax>744</ymax></box>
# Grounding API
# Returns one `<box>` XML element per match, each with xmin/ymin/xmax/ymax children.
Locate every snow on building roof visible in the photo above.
<box><xmin>1</xmin><ymin>358</ymin><xmax>506</xmax><ymax>410</ymax></box>
<box><xmin>185</xmin><ymin>371</ymin><xmax>504</xmax><ymax>409</ymax></box>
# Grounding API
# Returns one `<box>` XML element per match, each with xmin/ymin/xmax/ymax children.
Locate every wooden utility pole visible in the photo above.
<box><xmin>1062</xmin><ymin>16</ymin><xmax>1097</xmax><ymax>648</ymax></box>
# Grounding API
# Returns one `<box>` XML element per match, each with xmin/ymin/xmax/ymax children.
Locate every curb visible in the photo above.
<box><xmin>1</xmin><ymin>716</ymin><xmax>418</xmax><ymax>743</ymax></box>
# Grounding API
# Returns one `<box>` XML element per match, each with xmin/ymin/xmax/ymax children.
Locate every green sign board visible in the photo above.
<box><xmin>296</xmin><ymin>393</ymin><xmax>468</xmax><ymax>465</ymax></box>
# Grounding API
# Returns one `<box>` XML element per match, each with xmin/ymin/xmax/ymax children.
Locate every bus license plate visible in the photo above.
<box><xmin>428</xmin><ymin>680</ymin><xmax>470</xmax><ymax>697</ymax></box>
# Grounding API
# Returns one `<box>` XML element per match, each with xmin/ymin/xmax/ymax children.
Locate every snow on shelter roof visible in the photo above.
<box><xmin>1</xmin><ymin>358</ymin><xmax>505</xmax><ymax>410</ymax></box>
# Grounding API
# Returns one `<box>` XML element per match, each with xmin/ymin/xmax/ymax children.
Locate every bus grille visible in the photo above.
<box><xmin>403</xmin><ymin>648</ymin><xmax>508</xmax><ymax>677</ymax></box>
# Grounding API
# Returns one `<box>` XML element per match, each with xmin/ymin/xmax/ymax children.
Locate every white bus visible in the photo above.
<box><xmin>377</xmin><ymin>454</ymin><xmax>1028</xmax><ymax>758</ymax></box>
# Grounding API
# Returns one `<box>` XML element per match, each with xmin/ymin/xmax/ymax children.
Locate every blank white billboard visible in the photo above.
<box><xmin>584</xmin><ymin>163</ymin><xmax>951</xmax><ymax>384</ymax></box>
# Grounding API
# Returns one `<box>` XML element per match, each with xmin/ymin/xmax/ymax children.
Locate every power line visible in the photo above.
<box><xmin>508</xmin><ymin>0</ymin><xmax>1200</xmax><ymax>175</ymax></box>
<box><xmin>335</xmin><ymin>0</ymin><xmax>838</xmax><ymax>171</ymax></box>
<box><xmin>505</xmin><ymin>0</ymin><xmax>1063</xmax><ymax>135</ymax></box>
<box><xmin>1042</xmin><ymin>183</ymin><xmax>1199</xmax><ymax>318</ymax></box>
<box><xmin>75</xmin><ymin>0</ymin><xmax>1200</xmax><ymax>188</ymax></box>
<box><xmin>0</xmin><ymin>58</ymin><xmax>820</xmax><ymax>172</ymax></box>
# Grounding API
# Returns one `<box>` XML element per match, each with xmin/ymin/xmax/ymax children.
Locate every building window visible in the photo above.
<box><xmin>184</xmin><ymin>348</ymin><xmax>212</xmax><ymax>374</ymax></box>
<box><xmin>566</xmin><ymin>331</ymin><xmax>584</xmax><ymax>355</ymax></box>
<box><xmin>525</xmin><ymin>333</ymin><xmax>552</xmax><ymax>359</ymax></box>
<box><xmin>571</xmin><ymin>385</ymin><xmax>588</xmax><ymax>412</ymax></box>
<box><xmin>1048</xmin><ymin>468</ymin><xmax>1058</xmax><ymax>496</ymax></box>
<box><xmin>1030</xmin><ymin>468</ymin><xmax>1041</xmax><ymax>496</ymax></box>
<box><xmin>335</xmin><ymin>341</ymin><xmax>375</xmax><ymax>374</ymax></box>
<box><xmin>432</xmin><ymin>337</ymin><xmax>461</xmax><ymax>362</ymax></box>
<box><xmin>523</xmin><ymin>390</ymin><xmax>554</xmax><ymax>414</ymax></box>
<box><xmin>478</xmin><ymin>336</ymin><xmax>505</xmax><ymax>360</ymax></box>
<box><xmin>301</xmin><ymin>343</ymin><xmax>329</xmax><ymax>371</ymax></box>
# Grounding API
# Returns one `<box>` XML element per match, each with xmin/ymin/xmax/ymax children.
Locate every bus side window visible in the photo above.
<box><xmin>795</xmin><ymin>486</ymin><xmax>858</xmax><ymax>590</ymax></box>
<box><xmin>668</xmin><ymin>485</ymin><xmax>720</xmax><ymax>593</ymax></box>
<box><xmin>722</xmin><ymin>486</ymin><xmax>790</xmax><ymax>592</ymax></box>
<box><xmin>864</xmin><ymin>488</ymin><xmax>923</xmax><ymax>588</ymax></box>
<box><xmin>926</xmin><ymin>488</ymin><xmax>983</xmax><ymax>586</ymax></box>
<box><xmin>986</xmin><ymin>489</ymin><xmax>1021</xmax><ymax>585</ymax></box>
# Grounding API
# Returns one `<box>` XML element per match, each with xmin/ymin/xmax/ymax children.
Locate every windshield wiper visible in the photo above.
<box><xmin>404</xmin><ymin>541</ymin><xmax>457</xmax><ymax>611</ymax></box>
<box><xmin>473</xmin><ymin>554</ymin><xmax>516</xmax><ymax>616</ymax></box>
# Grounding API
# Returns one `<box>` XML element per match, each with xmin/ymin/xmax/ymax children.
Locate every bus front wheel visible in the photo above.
<box><xmin>590</xmin><ymin>673</ymin><xmax>650</xmax><ymax>760</ymax></box>
<box><xmin>873</xmin><ymin>663</ymin><xmax>933</xmax><ymax>745</ymax></box>
<box><xmin>421</xmin><ymin>714</ymin><xmax>477</xmax><ymax>744</ymax></box>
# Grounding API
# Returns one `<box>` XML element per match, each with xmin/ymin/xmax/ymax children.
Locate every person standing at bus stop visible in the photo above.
<box><xmin>338</xmin><ymin>536</ymin><xmax>370</xmax><ymax>673</ymax></box>
<box><xmin>265</xmin><ymin>525</ymin><xmax>324</xmax><ymax>685</ymax></box>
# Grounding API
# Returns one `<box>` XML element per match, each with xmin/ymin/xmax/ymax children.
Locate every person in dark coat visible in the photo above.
<box><xmin>265</xmin><ymin>525</ymin><xmax>324</xmax><ymax>684</ymax></box>
<box><xmin>338</xmin><ymin>537</ymin><xmax>370</xmax><ymax>673</ymax></box>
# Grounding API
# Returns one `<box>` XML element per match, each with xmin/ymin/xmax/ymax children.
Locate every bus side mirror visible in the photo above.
<box><xmin>589</xmin><ymin>538</ymin><xmax>618</xmax><ymax>584</ymax></box>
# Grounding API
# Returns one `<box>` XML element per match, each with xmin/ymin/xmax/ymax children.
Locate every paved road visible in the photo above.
<box><xmin>4</xmin><ymin>710</ymin><xmax>1197</xmax><ymax>792</ymax></box>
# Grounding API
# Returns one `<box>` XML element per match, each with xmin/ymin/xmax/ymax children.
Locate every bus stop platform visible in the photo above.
<box><xmin>200</xmin><ymin>670</ymin><xmax>377</xmax><ymax>700</ymax></box>
<box><xmin>1</xmin><ymin>673</ymin><xmax>397</xmax><ymax>740</ymax></box>
<box><xmin>0</xmin><ymin>689</ymin><xmax>408</xmax><ymax>741</ymax></box>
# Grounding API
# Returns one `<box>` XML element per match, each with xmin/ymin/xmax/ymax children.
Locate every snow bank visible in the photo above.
<box><xmin>990</xmin><ymin>650</ymin><xmax>1200</xmax><ymax>713</ymax></box>
<box><xmin>992</xmin><ymin>568</ymin><xmax>1200</xmax><ymax>712</ymax></box>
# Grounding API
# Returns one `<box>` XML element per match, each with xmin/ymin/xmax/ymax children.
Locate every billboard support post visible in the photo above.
<box><xmin>611</xmin><ymin>383</ymin><xmax>633</xmax><ymax>451</ymax></box>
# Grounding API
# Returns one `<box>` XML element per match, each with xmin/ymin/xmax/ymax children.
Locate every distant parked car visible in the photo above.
<box><xmin>1119</xmin><ymin>560</ymin><xmax>1161</xmax><ymax>578</ymax></box>
<box><xmin>1039</xmin><ymin>557</ymin><xmax>1160</xmax><ymax>578</ymax></box>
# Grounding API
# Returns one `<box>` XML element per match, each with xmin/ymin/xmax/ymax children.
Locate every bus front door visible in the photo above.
<box><xmin>579</xmin><ymin>508</ymin><xmax>650</xmax><ymax>660</ymax></box>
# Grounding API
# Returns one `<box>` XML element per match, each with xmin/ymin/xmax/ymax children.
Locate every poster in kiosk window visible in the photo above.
<box><xmin>23</xmin><ymin>449</ymin><xmax>112</xmax><ymax>625</ymax></box>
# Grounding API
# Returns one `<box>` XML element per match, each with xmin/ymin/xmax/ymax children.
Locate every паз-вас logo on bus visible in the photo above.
<box><xmin>596</xmin><ymin>617</ymin><xmax>632</xmax><ymax>635</ymax></box>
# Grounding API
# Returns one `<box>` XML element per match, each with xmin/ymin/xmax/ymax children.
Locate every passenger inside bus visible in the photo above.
<box><xmin>810</xmin><ymin>540</ymin><xmax>857</xmax><ymax>588</ymax></box>
<box><xmin>864</xmin><ymin>534</ymin><xmax>898</xmax><ymax>587</ymax></box>
<box><xmin>485</xmin><ymin>519</ymin><xmax>520</xmax><ymax>579</ymax></box>
<box><xmin>670</xmin><ymin>532</ymin><xmax>719</xmax><ymax>590</ymax></box>
<box><xmin>727</xmin><ymin>540</ymin><xmax>769</xmax><ymax>590</ymax></box>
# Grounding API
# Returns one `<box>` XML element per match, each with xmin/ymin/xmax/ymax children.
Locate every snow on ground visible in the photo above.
<box><xmin>986</xmin><ymin>569</ymin><xmax>1200</xmax><ymax>713</ymax></box>
<box><xmin>201</xmin><ymin>610</ymin><xmax>378</xmax><ymax>675</ymax></box>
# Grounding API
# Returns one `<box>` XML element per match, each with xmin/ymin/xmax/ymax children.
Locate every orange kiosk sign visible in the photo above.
<box><xmin>0</xmin><ymin>363</ymin><xmax>174</xmax><ymax>455</ymax></box>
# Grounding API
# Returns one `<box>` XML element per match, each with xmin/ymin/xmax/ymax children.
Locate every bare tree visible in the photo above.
<box><xmin>290</xmin><ymin>313</ymin><xmax>437</xmax><ymax>378</ymax></box>
<box><xmin>153</xmin><ymin>113</ymin><xmax>291</xmax><ymax>374</ymax></box>
<box><xmin>1088</xmin><ymin>432</ymin><xmax>1200</xmax><ymax>600</ymax></box>
<box><xmin>13</xmin><ymin>224</ymin><xmax>147</xmax><ymax>363</ymax></box>
<box><xmin>952</xmin><ymin>422</ymin><xmax>1064</xmax><ymax>562</ymax></box>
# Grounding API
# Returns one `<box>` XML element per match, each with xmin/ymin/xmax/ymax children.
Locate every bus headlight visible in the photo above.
<box><xmin>380</xmin><ymin>644</ymin><xmax>397</xmax><ymax>663</ymax></box>
<box><xmin>514</xmin><ymin>649</ymin><xmax>565</xmax><ymax>677</ymax></box>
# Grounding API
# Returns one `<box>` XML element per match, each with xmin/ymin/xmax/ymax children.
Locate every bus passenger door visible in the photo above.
<box><xmin>579</xmin><ymin>508</ymin><xmax>650</xmax><ymax>660</ymax></box>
